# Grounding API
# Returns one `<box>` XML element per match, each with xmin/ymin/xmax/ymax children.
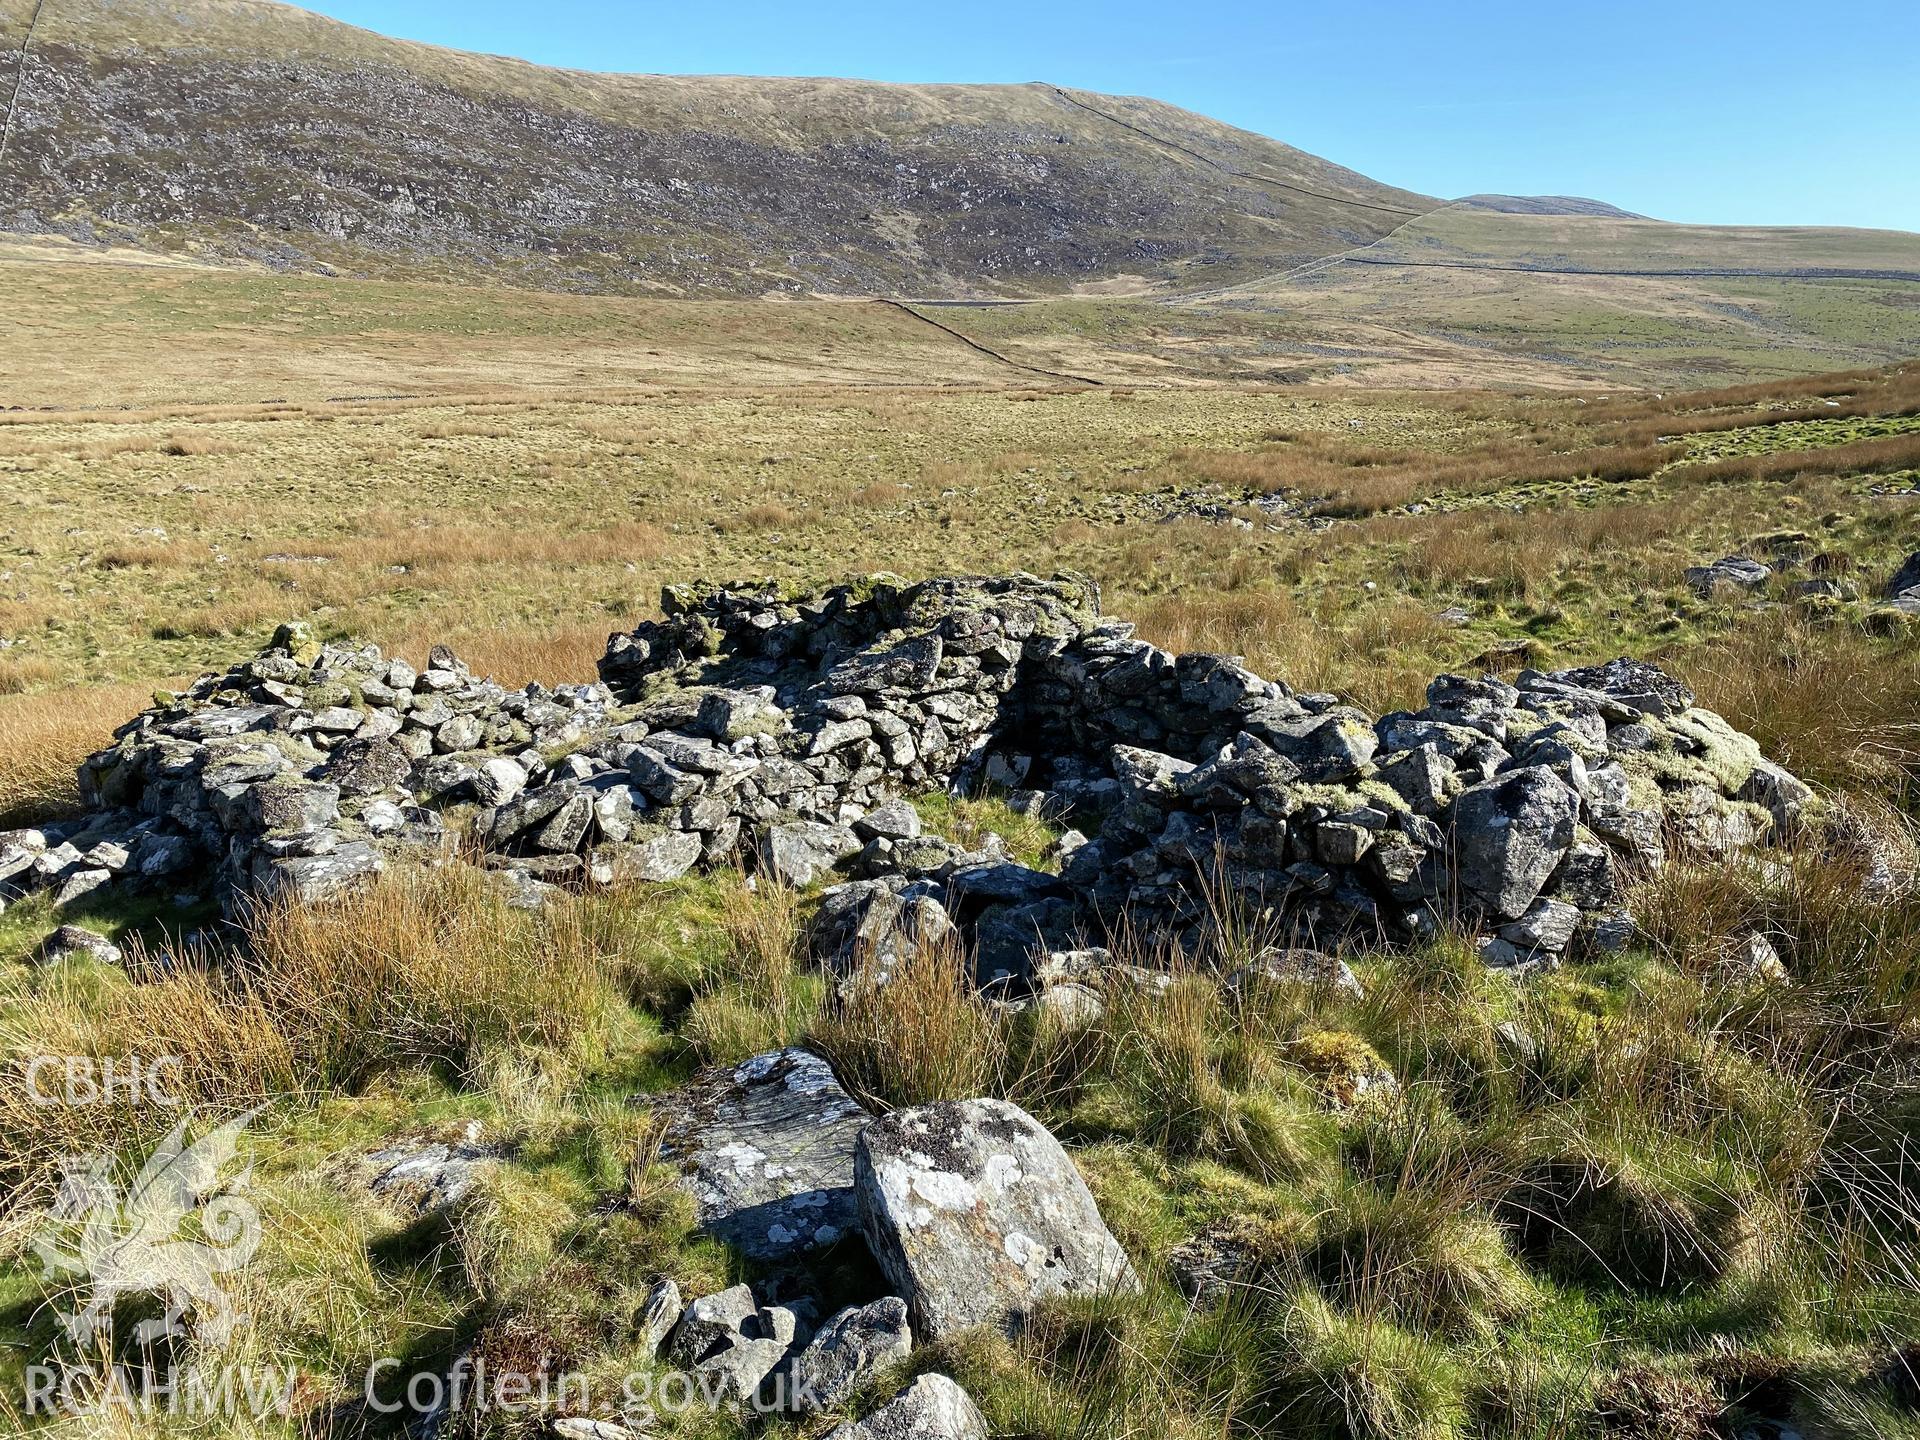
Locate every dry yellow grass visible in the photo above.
<box><xmin>1171</xmin><ymin>433</ymin><xmax>1681</xmax><ymax>517</ymax></box>
<box><xmin>386</xmin><ymin>620</ymin><xmax>616</xmax><ymax>687</ymax></box>
<box><xmin>0</xmin><ymin>684</ymin><xmax>153</xmax><ymax>824</ymax></box>
<box><xmin>1679</xmin><ymin>608</ymin><xmax>1920</xmax><ymax>791</ymax></box>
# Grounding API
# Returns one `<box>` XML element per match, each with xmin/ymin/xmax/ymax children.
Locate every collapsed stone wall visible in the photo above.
<box><xmin>5</xmin><ymin>573</ymin><xmax>1814</xmax><ymax>982</ymax></box>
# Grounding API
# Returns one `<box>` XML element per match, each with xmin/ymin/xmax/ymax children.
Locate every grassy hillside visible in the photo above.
<box><xmin>0</xmin><ymin>0</ymin><xmax>1434</xmax><ymax>297</ymax></box>
<box><xmin>1163</xmin><ymin>208</ymin><xmax>1920</xmax><ymax>387</ymax></box>
<box><xmin>1352</xmin><ymin>208</ymin><xmax>1920</xmax><ymax>278</ymax></box>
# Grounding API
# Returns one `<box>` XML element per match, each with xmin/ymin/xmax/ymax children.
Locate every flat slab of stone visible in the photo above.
<box><xmin>658</xmin><ymin>1048</ymin><xmax>873</xmax><ymax>1261</ymax></box>
<box><xmin>854</xmin><ymin>1097</ymin><xmax>1140</xmax><ymax>1340</ymax></box>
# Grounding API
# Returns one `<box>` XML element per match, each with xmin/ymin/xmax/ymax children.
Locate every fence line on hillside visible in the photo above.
<box><xmin>0</xmin><ymin>0</ymin><xmax>48</xmax><ymax>176</ymax></box>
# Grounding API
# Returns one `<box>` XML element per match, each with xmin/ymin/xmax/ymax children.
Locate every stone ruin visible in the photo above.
<box><xmin>6</xmin><ymin>572</ymin><xmax>1817</xmax><ymax>984</ymax></box>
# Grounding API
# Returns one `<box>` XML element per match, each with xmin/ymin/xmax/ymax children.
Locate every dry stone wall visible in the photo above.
<box><xmin>7</xmin><ymin>573</ymin><xmax>1814</xmax><ymax>982</ymax></box>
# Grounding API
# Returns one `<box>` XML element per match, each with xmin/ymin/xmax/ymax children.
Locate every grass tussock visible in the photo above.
<box><xmin>0</xmin><ymin>866</ymin><xmax>637</xmax><ymax>1195</ymax></box>
<box><xmin>1680</xmin><ymin>607</ymin><xmax>1920</xmax><ymax>792</ymax></box>
<box><xmin>681</xmin><ymin>874</ymin><xmax>819</xmax><ymax>1065</ymax></box>
<box><xmin>812</xmin><ymin>934</ymin><xmax>1008</xmax><ymax>1109</ymax></box>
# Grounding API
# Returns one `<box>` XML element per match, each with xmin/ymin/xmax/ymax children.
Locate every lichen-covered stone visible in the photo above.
<box><xmin>789</xmin><ymin>1296</ymin><xmax>913</xmax><ymax>1414</ymax></box>
<box><xmin>854</xmin><ymin>1097</ymin><xmax>1140</xmax><ymax>1340</ymax></box>
<box><xmin>1451</xmin><ymin>767</ymin><xmax>1579</xmax><ymax>920</ymax></box>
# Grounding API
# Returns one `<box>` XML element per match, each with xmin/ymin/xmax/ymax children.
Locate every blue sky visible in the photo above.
<box><xmin>296</xmin><ymin>0</ymin><xmax>1919</xmax><ymax>231</ymax></box>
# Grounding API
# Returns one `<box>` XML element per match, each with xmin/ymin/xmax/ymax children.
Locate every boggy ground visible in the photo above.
<box><xmin>2</xmin><ymin>362</ymin><xmax>1920</xmax><ymax>1438</ymax></box>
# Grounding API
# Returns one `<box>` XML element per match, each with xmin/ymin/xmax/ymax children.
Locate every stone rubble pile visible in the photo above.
<box><xmin>9</xmin><ymin>573</ymin><xmax>1817</xmax><ymax>981</ymax></box>
<box><xmin>16</xmin><ymin>625</ymin><xmax>615</xmax><ymax>914</ymax></box>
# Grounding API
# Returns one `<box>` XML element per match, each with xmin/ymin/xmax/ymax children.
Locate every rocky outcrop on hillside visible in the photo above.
<box><xmin>12</xmin><ymin>572</ymin><xmax>1816</xmax><ymax>980</ymax></box>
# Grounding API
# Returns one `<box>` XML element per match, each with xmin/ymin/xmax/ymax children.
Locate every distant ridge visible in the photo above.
<box><xmin>0</xmin><ymin>0</ymin><xmax>1438</xmax><ymax>296</ymax></box>
<box><xmin>1462</xmin><ymin>194</ymin><xmax>1650</xmax><ymax>220</ymax></box>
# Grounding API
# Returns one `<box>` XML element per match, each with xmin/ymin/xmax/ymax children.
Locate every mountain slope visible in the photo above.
<box><xmin>0</xmin><ymin>0</ymin><xmax>1436</xmax><ymax>297</ymax></box>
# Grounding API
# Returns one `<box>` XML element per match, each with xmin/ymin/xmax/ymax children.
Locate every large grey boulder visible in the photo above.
<box><xmin>251</xmin><ymin>840</ymin><xmax>384</xmax><ymax>905</ymax></box>
<box><xmin>1254</xmin><ymin>708</ymin><xmax>1378</xmax><ymax>781</ymax></box>
<box><xmin>593</xmin><ymin>829</ymin><xmax>702</xmax><ymax>884</ymax></box>
<box><xmin>811</xmin><ymin>879</ymin><xmax>955</xmax><ymax>982</ymax></box>
<box><xmin>854</xmin><ymin>1098</ymin><xmax>1140</xmax><ymax>1340</ymax></box>
<box><xmin>471</xmin><ymin>756</ymin><xmax>528</xmax><ymax>807</ymax></box>
<box><xmin>324</xmin><ymin>738</ymin><xmax>413</xmax><ymax>797</ymax></box>
<box><xmin>827</xmin><ymin>634</ymin><xmax>944</xmax><ymax>694</ymax></box>
<box><xmin>658</xmin><ymin>1049</ymin><xmax>872</xmax><ymax>1260</ymax></box>
<box><xmin>1450</xmin><ymin>766</ymin><xmax>1579</xmax><ymax>920</ymax></box>
<box><xmin>824</xmin><ymin>1374</ymin><xmax>986</xmax><ymax>1440</ymax></box>
<box><xmin>854</xmin><ymin>798</ymin><xmax>922</xmax><ymax>842</ymax></box>
<box><xmin>789</xmin><ymin>1296</ymin><xmax>913</xmax><ymax>1414</ymax></box>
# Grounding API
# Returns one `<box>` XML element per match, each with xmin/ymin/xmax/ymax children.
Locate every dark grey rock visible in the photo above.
<box><xmin>790</xmin><ymin>1296</ymin><xmax>913</xmax><ymax>1414</ymax></box>
<box><xmin>52</xmin><ymin>867</ymin><xmax>114</xmax><ymax>908</ymax></box>
<box><xmin>486</xmin><ymin>783</ymin><xmax>575</xmax><ymax>845</ymax></box>
<box><xmin>828</xmin><ymin>634</ymin><xmax>943</xmax><ymax>694</ymax></box>
<box><xmin>360</xmin><ymin>1133</ymin><xmax>499</xmax><ymax>1214</ymax></box>
<box><xmin>532</xmin><ymin>791</ymin><xmax>595</xmax><ymax>853</ymax></box>
<box><xmin>1224</xmin><ymin>947</ymin><xmax>1363</xmax><ymax>1000</ymax></box>
<box><xmin>247</xmin><ymin>779</ymin><xmax>340</xmax><ymax>835</ymax></box>
<box><xmin>1254</xmin><ymin>708</ymin><xmax>1378</xmax><ymax>781</ymax></box>
<box><xmin>812</xmin><ymin>880</ymin><xmax>955</xmax><ymax>980</ymax></box>
<box><xmin>854</xmin><ymin>798</ymin><xmax>922</xmax><ymax>842</ymax></box>
<box><xmin>637</xmin><ymin>1277</ymin><xmax>682</xmax><ymax>1355</ymax></box>
<box><xmin>38</xmin><ymin>923</ymin><xmax>123</xmax><ymax>966</ymax></box>
<box><xmin>1686</xmin><ymin>554</ymin><xmax>1771</xmax><ymax>596</ymax></box>
<box><xmin>471</xmin><ymin>756</ymin><xmax>528</xmax><ymax>807</ymax></box>
<box><xmin>1531</xmin><ymin>658</ymin><xmax>1694</xmax><ymax>719</ymax></box>
<box><xmin>1497</xmin><ymin>897</ymin><xmax>1581</xmax><ymax>953</ymax></box>
<box><xmin>667</xmin><ymin>1284</ymin><xmax>792</xmax><ymax>1405</ymax></box>
<box><xmin>1738</xmin><ymin>758</ymin><xmax>1815</xmax><ymax>837</ymax></box>
<box><xmin>594</xmin><ymin>829</ymin><xmax>702</xmax><ymax>884</ymax></box>
<box><xmin>761</xmin><ymin>821</ymin><xmax>862</xmax><ymax>887</ymax></box>
<box><xmin>1887</xmin><ymin>550</ymin><xmax>1920</xmax><ymax>599</ymax></box>
<box><xmin>252</xmin><ymin>840</ymin><xmax>383</xmax><ymax>904</ymax></box>
<box><xmin>1451</xmin><ymin>767</ymin><xmax>1579</xmax><ymax>919</ymax></box>
<box><xmin>659</xmin><ymin>1048</ymin><xmax>872</xmax><ymax>1260</ymax></box>
<box><xmin>323</xmin><ymin>738</ymin><xmax>413</xmax><ymax>796</ymax></box>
